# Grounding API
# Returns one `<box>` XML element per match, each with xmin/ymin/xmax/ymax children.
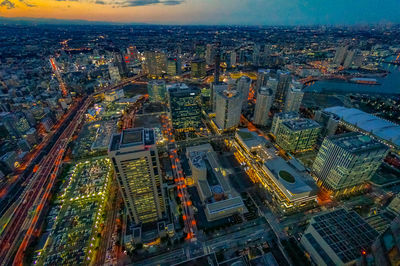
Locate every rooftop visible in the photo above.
<box><xmin>325</xmin><ymin>106</ymin><xmax>400</xmax><ymax>147</ymax></box>
<box><xmin>109</xmin><ymin>128</ymin><xmax>155</xmax><ymax>152</ymax></box>
<box><xmin>274</xmin><ymin>111</ymin><xmax>300</xmax><ymax>120</ymax></box>
<box><xmin>264</xmin><ymin>156</ymin><xmax>315</xmax><ymax>196</ymax></box>
<box><xmin>307</xmin><ymin>208</ymin><xmax>378</xmax><ymax>263</ymax></box>
<box><xmin>282</xmin><ymin>118</ymin><xmax>321</xmax><ymax>131</ymax></box>
<box><xmin>329</xmin><ymin>132</ymin><xmax>388</xmax><ymax>153</ymax></box>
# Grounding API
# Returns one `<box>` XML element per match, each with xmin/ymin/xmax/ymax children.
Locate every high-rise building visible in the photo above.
<box><xmin>167</xmin><ymin>57</ymin><xmax>178</xmax><ymax>76</ymax></box>
<box><xmin>236</xmin><ymin>76</ymin><xmax>252</xmax><ymax>109</ymax></box>
<box><xmin>256</xmin><ymin>69</ymin><xmax>271</xmax><ymax>90</ymax></box>
<box><xmin>191</xmin><ymin>58</ymin><xmax>206</xmax><ymax>78</ymax></box>
<box><xmin>108</xmin><ymin>63</ymin><xmax>121</xmax><ymax>83</ymax></box>
<box><xmin>312</xmin><ymin>132</ymin><xmax>388</xmax><ymax>192</ymax></box>
<box><xmin>333</xmin><ymin>45</ymin><xmax>349</xmax><ymax>65</ymax></box>
<box><xmin>108</xmin><ymin>128</ymin><xmax>165</xmax><ymax>224</ymax></box>
<box><xmin>210</xmin><ymin>82</ymin><xmax>228</xmax><ymax>113</ymax></box>
<box><xmin>276</xmin><ymin>118</ymin><xmax>321</xmax><ymax>153</ymax></box>
<box><xmin>284</xmin><ymin>85</ymin><xmax>304</xmax><ymax>112</ymax></box>
<box><xmin>148</xmin><ymin>80</ymin><xmax>166</xmax><ymax>103</ymax></box>
<box><xmin>215</xmin><ymin>90</ymin><xmax>242</xmax><ymax>131</ymax></box>
<box><xmin>343</xmin><ymin>49</ymin><xmax>356</xmax><ymax>68</ymax></box>
<box><xmin>271</xmin><ymin>112</ymin><xmax>300</xmax><ymax>136</ymax></box>
<box><xmin>143</xmin><ymin>51</ymin><xmax>167</xmax><ymax>77</ymax></box>
<box><xmin>275</xmin><ymin>70</ymin><xmax>291</xmax><ymax>106</ymax></box>
<box><xmin>205</xmin><ymin>44</ymin><xmax>215</xmax><ymax>65</ymax></box>
<box><xmin>168</xmin><ymin>83</ymin><xmax>202</xmax><ymax>132</ymax></box>
<box><xmin>253</xmin><ymin>87</ymin><xmax>274</xmax><ymax>126</ymax></box>
<box><xmin>314</xmin><ymin>110</ymin><xmax>339</xmax><ymax>137</ymax></box>
<box><xmin>301</xmin><ymin>208</ymin><xmax>378</xmax><ymax>266</ymax></box>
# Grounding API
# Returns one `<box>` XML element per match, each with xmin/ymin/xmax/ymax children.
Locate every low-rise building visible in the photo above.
<box><xmin>186</xmin><ymin>144</ymin><xmax>246</xmax><ymax>221</ymax></box>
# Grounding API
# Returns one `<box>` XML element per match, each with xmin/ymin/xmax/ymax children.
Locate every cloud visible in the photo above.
<box><xmin>119</xmin><ymin>0</ymin><xmax>184</xmax><ymax>7</ymax></box>
<box><xmin>0</xmin><ymin>0</ymin><xmax>15</xmax><ymax>9</ymax></box>
<box><xmin>95</xmin><ymin>0</ymin><xmax>106</xmax><ymax>4</ymax></box>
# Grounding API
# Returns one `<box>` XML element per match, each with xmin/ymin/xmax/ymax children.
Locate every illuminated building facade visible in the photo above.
<box><xmin>256</xmin><ymin>69</ymin><xmax>271</xmax><ymax>90</ymax></box>
<box><xmin>314</xmin><ymin>110</ymin><xmax>339</xmax><ymax>137</ymax></box>
<box><xmin>143</xmin><ymin>50</ymin><xmax>167</xmax><ymax>77</ymax></box>
<box><xmin>312</xmin><ymin>132</ymin><xmax>388</xmax><ymax>193</ymax></box>
<box><xmin>215</xmin><ymin>89</ymin><xmax>242</xmax><ymax>131</ymax></box>
<box><xmin>276</xmin><ymin>118</ymin><xmax>321</xmax><ymax>153</ymax></box>
<box><xmin>168</xmin><ymin>83</ymin><xmax>201</xmax><ymax>132</ymax></box>
<box><xmin>271</xmin><ymin>112</ymin><xmax>300</xmax><ymax>136</ymax></box>
<box><xmin>167</xmin><ymin>57</ymin><xmax>178</xmax><ymax>76</ymax></box>
<box><xmin>301</xmin><ymin>209</ymin><xmax>378</xmax><ymax>266</ymax></box>
<box><xmin>191</xmin><ymin>58</ymin><xmax>206</xmax><ymax>78</ymax></box>
<box><xmin>108</xmin><ymin>128</ymin><xmax>165</xmax><ymax>224</ymax></box>
<box><xmin>148</xmin><ymin>80</ymin><xmax>166</xmax><ymax>103</ymax></box>
<box><xmin>233</xmin><ymin>129</ymin><xmax>317</xmax><ymax>212</ymax></box>
<box><xmin>275</xmin><ymin>70</ymin><xmax>291</xmax><ymax>108</ymax></box>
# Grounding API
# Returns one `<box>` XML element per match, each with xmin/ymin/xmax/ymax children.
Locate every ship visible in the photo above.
<box><xmin>349</xmin><ymin>77</ymin><xmax>380</xmax><ymax>85</ymax></box>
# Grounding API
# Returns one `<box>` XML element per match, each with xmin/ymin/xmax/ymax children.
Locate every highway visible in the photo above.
<box><xmin>0</xmin><ymin>74</ymin><xmax>146</xmax><ymax>265</ymax></box>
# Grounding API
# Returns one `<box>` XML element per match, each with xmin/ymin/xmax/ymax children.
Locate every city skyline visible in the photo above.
<box><xmin>1</xmin><ymin>0</ymin><xmax>400</xmax><ymax>25</ymax></box>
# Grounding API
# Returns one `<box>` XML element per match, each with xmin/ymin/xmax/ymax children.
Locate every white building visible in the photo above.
<box><xmin>215</xmin><ymin>89</ymin><xmax>242</xmax><ymax>131</ymax></box>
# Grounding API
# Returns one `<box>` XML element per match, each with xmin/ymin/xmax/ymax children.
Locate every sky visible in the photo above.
<box><xmin>0</xmin><ymin>0</ymin><xmax>400</xmax><ymax>25</ymax></box>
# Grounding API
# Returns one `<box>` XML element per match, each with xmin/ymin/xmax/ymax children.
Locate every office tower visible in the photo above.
<box><xmin>108</xmin><ymin>63</ymin><xmax>121</xmax><ymax>83</ymax></box>
<box><xmin>252</xmin><ymin>45</ymin><xmax>261</xmax><ymax>66</ymax></box>
<box><xmin>271</xmin><ymin>112</ymin><xmax>300</xmax><ymax>136</ymax></box>
<box><xmin>301</xmin><ymin>209</ymin><xmax>378</xmax><ymax>266</ymax></box>
<box><xmin>191</xmin><ymin>58</ymin><xmax>206</xmax><ymax>78</ymax></box>
<box><xmin>205</xmin><ymin>44</ymin><xmax>215</xmax><ymax>65</ymax></box>
<box><xmin>143</xmin><ymin>50</ymin><xmax>167</xmax><ymax>77</ymax></box>
<box><xmin>312</xmin><ymin>132</ymin><xmax>388</xmax><ymax>192</ymax></box>
<box><xmin>253</xmin><ymin>87</ymin><xmax>274</xmax><ymax>126</ymax></box>
<box><xmin>314</xmin><ymin>110</ymin><xmax>339</xmax><ymax>137</ymax></box>
<box><xmin>276</xmin><ymin>118</ymin><xmax>321</xmax><ymax>153</ymax></box>
<box><xmin>148</xmin><ymin>80</ymin><xmax>166</xmax><ymax>103</ymax></box>
<box><xmin>333</xmin><ymin>45</ymin><xmax>349</xmax><ymax>65</ymax></box>
<box><xmin>284</xmin><ymin>85</ymin><xmax>304</xmax><ymax>112</ymax></box>
<box><xmin>108</xmin><ymin>128</ymin><xmax>165</xmax><ymax>224</ymax></box>
<box><xmin>167</xmin><ymin>57</ymin><xmax>178</xmax><ymax>76</ymax></box>
<box><xmin>275</xmin><ymin>70</ymin><xmax>291</xmax><ymax>107</ymax></box>
<box><xmin>215</xmin><ymin>90</ymin><xmax>242</xmax><ymax>130</ymax></box>
<box><xmin>168</xmin><ymin>83</ymin><xmax>201</xmax><ymax>132</ymax></box>
<box><xmin>210</xmin><ymin>82</ymin><xmax>228</xmax><ymax>113</ymax></box>
<box><xmin>256</xmin><ymin>69</ymin><xmax>271</xmax><ymax>90</ymax></box>
<box><xmin>236</xmin><ymin>76</ymin><xmax>252</xmax><ymax>109</ymax></box>
<box><xmin>114</xmin><ymin>52</ymin><xmax>128</xmax><ymax>76</ymax></box>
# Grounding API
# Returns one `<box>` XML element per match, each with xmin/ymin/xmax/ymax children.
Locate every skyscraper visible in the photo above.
<box><xmin>148</xmin><ymin>80</ymin><xmax>166</xmax><ymax>103</ymax></box>
<box><xmin>167</xmin><ymin>57</ymin><xmax>178</xmax><ymax>76</ymax></box>
<box><xmin>284</xmin><ymin>85</ymin><xmax>304</xmax><ymax>112</ymax></box>
<box><xmin>236</xmin><ymin>76</ymin><xmax>252</xmax><ymax>109</ymax></box>
<box><xmin>108</xmin><ymin>128</ymin><xmax>165</xmax><ymax>224</ymax></box>
<box><xmin>275</xmin><ymin>70</ymin><xmax>291</xmax><ymax>107</ymax></box>
<box><xmin>333</xmin><ymin>45</ymin><xmax>349</xmax><ymax>65</ymax></box>
<box><xmin>168</xmin><ymin>83</ymin><xmax>202</xmax><ymax>132</ymax></box>
<box><xmin>253</xmin><ymin>87</ymin><xmax>274</xmax><ymax>126</ymax></box>
<box><xmin>215</xmin><ymin>89</ymin><xmax>242</xmax><ymax>130</ymax></box>
<box><xmin>191</xmin><ymin>58</ymin><xmax>206</xmax><ymax>78</ymax></box>
<box><xmin>205</xmin><ymin>44</ymin><xmax>215</xmax><ymax>65</ymax></box>
<box><xmin>210</xmin><ymin>82</ymin><xmax>228</xmax><ymax>113</ymax></box>
<box><xmin>143</xmin><ymin>50</ymin><xmax>167</xmax><ymax>77</ymax></box>
<box><xmin>256</xmin><ymin>69</ymin><xmax>271</xmax><ymax>90</ymax></box>
<box><xmin>312</xmin><ymin>132</ymin><xmax>388</xmax><ymax>193</ymax></box>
